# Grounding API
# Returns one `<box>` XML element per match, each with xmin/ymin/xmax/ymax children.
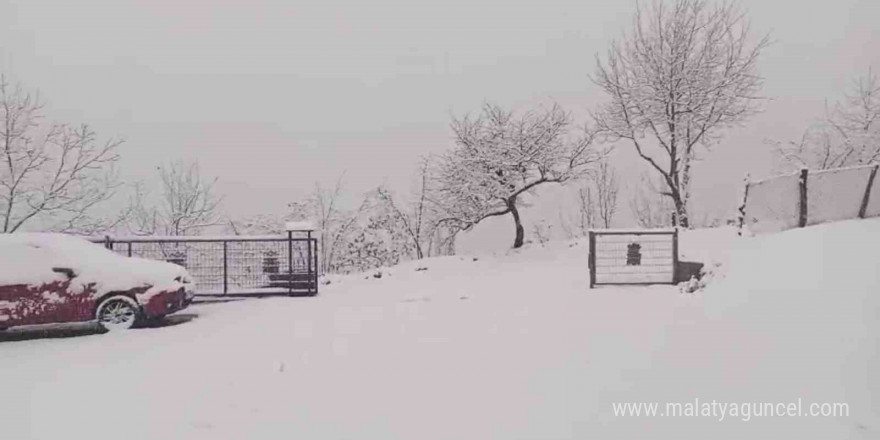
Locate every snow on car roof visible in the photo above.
<box><xmin>0</xmin><ymin>233</ymin><xmax>189</xmax><ymax>300</ymax></box>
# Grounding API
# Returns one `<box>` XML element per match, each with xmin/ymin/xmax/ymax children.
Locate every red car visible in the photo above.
<box><xmin>0</xmin><ymin>233</ymin><xmax>194</xmax><ymax>332</ymax></box>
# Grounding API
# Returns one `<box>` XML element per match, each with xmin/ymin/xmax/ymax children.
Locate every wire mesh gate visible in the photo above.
<box><xmin>588</xmin><ymin>229</ymin><xmax>678</xmax><ymax>287</ymax></box>
<box><xmin>90</xmin><ymin>233</ymin><xmax>318</xmax><ymax>297</ymax></box>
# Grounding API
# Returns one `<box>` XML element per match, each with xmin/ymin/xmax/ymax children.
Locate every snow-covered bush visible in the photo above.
<box><xmin>230</xmin><ymin>167</ymin><xmax>458</xmax><ymax>275</ymax></box>
<box><xmin>332</xmin><ymin>209</ymin><xmax>410</xmax><ymax>274</ymax></box>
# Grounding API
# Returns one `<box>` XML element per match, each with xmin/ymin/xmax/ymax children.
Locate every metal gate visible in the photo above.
<box><xmin>588</xmin><ymin>229</ymin><xmax>678</xmax><ymax>287</ymax></box>
<box><xmin>91</xmin><ymin>232</ymin><xmax>318</xmax><ymax>296</ymax></box>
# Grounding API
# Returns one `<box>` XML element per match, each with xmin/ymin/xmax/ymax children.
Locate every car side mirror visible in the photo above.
<box><xmin>52</xmin><ymin>267</ymin><xmax>77</xmax><ymax>279</ymax></box>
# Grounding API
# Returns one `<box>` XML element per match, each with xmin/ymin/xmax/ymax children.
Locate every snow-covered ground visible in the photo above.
<box><xmin>1</xmin><ymin>220</ymin><xmax>878</xmax><ymax>439</ymax></box>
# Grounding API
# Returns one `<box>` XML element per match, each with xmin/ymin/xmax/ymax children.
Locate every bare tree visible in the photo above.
<box><xmin>129</xmin><ymin>160</ymin><xmax>223</xmax><ymax>236</ymax></box>
<box><xmin>592</xmin><ymin>0</ymin><xmax>768</xmax><ymax>227</ymax></box>
<box><xmin>592</xmin><ymin>158</ymin><xmax>619</xmax><ymax>228</ymax></box>
<box><xmin>289</xmin><ymin>175</ymin><xmax>370</xmax><ymax>274</ymax></box>
<box><xmin>574</xmin><ymin>186</ymin><xmax>598</xmax><ymax>234</ymax></box>
<box><xmin>773</xmin><ymin>68</ymin><xmax>880</xmax><ymax>171</ymax></box>
<box><xmin>374</xmin><ymin>162</ymin><xmax>431</xmax><ymax>260</ymax></box>
<box><xmin>374</xmin><ymin>158</ymin><xmax>457</xmax><ymax>259</ymax></box>
<box><xmin>228</xmin><ymin>174</ymin><xmax>375</xmax><ymax>273</ymax></box>
<box><xmin>561</xmin><ymin>158</ymin><xmax>619</xmax><ymax>237</ymax></box>
<box><xmin>531</xmin><ymin>218</ymin><xmax>553</xmax><ymax>247</ymax></box>
<box><xmin>630</xmin><ymin>174</ymin><xmax>676</xmax><ymax>228</ymax></box>
<box><xmin>226</xmin><ymin>213</ymin><xmax>286</xmax><ymax>236</ymax></box>
<box><xmin>435</xmin><ymin>102</ymin><xmax>601</xmax><ymax>248</ymax></box>
<box><xmin>0</xmin><ymin>75</ymin><xmax>123</xmax><ymax>233</ymax></box>
<box><xmin>558</xmin><ymin>185</ymin><xmax>597</xmax><ymax>239</ymax></box>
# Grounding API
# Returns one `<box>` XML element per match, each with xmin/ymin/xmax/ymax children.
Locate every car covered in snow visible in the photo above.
<box><xmin>0</xmin><ymin>233</ymin><xmax>194</xmax><ymax>331</ymax></box>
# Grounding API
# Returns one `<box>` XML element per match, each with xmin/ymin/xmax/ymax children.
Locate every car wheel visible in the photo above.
<box><xmin>96</xmin><ymin>296</ymin><xmax>140</xmax><ymax>331</ymax></box>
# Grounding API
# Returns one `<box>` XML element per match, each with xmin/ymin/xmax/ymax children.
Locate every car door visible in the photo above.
<box><xmin>0</xmin><ymin>283</ymin><xmax>27</xmax><ymax>328</ymax></box>
<box><xmin>0</xmin><ymin>240</ymin><xmax>54</xmax><ymax>327</ymax></box>
<box><xmin>41</xmin><ymin>238</ymin><xmax>103</xmax><ymax>323</ymax></box>
<box><xmin>0</xmin><ymin>238</ymin><xmax>85</xmax><ymax>327</ymax></box>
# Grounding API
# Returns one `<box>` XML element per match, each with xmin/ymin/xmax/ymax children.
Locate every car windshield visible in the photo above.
<box><xmin>0</xmin><ymin>234</ymin><xmax>121</xmax><ymax>282</ymax></box>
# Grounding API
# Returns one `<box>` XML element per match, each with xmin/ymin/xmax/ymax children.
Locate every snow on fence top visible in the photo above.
<box><xmin>86</xmin><ymin>234</ymin><xmax>319</xmax><ymax>296</ymax></box>
<box><xmin>285</xmin><ymin>221</ymin><xmax>315</xmax><ymax>231</ymax></box>
<box><xmin>588</xmin><ymin>228</ymin><xmax>678</xmax><ymax>234</ymax></box>
<box><xmin>86</xmin><ymin>235</ymin><xmax>306</xmax><ymax>243</ymax></box>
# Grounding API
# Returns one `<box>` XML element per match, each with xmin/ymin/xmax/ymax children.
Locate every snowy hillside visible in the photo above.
<box><xmin>1</xmin><ymin>220</ymin><xmax>878</xmax><ymax>439</ymax></box>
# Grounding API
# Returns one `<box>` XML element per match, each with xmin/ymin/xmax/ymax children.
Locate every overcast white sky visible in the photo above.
<box><xmin>1</xmin><ymin>0</ymin><xmax>877</xmax><ymax>250</ymax></box>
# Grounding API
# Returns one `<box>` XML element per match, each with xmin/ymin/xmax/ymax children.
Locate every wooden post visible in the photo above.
<box><xmin>859</xmin><ymin>164</ymin><xmax>879</xmax><ymax>219</ymax></box>
<box><xmin>798</xmin><ymin>168</ymin><xmax>809</xmax><ymax>228</ymax></box>
<box><xmin>737</xmin><ymin>174</ymin><xmax>751</xmax><ymax>237</ymax></box>
<box><xmin>588</xmin><ymin>231</ymin><xmax>596</xmax><ymax>288</ymax></box>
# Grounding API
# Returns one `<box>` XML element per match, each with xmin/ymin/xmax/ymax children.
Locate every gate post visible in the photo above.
<box><xmin>313</xmin><ymin>235</ymin><xmax>319</xmax><ymax>296</ymax></box>
<box><xmin>798</xmin><ymin>168</ymin><xmax>809</xmax><ymax>227</ymax></box>
<box><xmin>287</xmin><ymin>231</ymin><xmax>294</xmax><ymax>296</ymax></box>
<box><xmin>859</xmin><ymin>164</ymin><xmax>879</xmax><ymax>219</ymax></box>
<box><xmin>284</xmin><ymin>222</ymin><xmax>316</xmax><ymax>296</ymax></box>
<box><xmin>307</xmin><ymin>230</ymin><xmax>314</xmax><ymax>296</ymax></box>
<box><xmin>588</xmin><ymin>231</ymin><xmax>596</xmax><ymax>289</ymax></box>
<box><xmin>223</xmin><ymin>241</ymin><xmax>228</xmax><ymax>295</ymax></box>
<box><xmin>737</xmin><ymin>173</ymin><xmax>751</xmax><ymax>237</ymax></box>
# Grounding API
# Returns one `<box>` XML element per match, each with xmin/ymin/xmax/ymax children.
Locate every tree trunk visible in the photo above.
<box><xmin>509</xmin><ymin>198</ymin><xmax>525</xmax><ymax>248</ymax></box>
<box><xmin>672</xmin><ymin>195</ymin><xmax>689</xmax><ymax>228</ymax></box>
<box><xmin>679</xmin><ymin>150</ymin><xmax>694</xmax><ymax>228</ymax></box>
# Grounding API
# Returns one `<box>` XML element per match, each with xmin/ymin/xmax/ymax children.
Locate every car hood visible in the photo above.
<box><xmin>88</xmin><ymin>256</ymin><xmax>191</xmax><ymax>291</ymax></box>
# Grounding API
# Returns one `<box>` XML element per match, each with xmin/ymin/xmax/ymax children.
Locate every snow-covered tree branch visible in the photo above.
<box><xmin>630</xmin><ymin>174</ymin><xmax>676</xmax><ymax>228</ymax></box>
<box><xmin>561</xmin><ymin>157</ymin><xmax>619</xmax><ymax>237</ymax></box>
<box><xmin>128</xmin><ymin>160</ymin><xmax>223</xmax><ymax>236</ymax></box>
<box><xmin>374</xmin><ymin>158</ymin><xmax>457</xmax><ymax>260</ymax></box>
<box><xmin>772</xmin><ymin>68</ymin><xmax>880</xmax><ymax>171</ymax></box>
<box><xmin>592</xmin><ymin>158</ymin><xmax>619</xmax><ymax>228</ymax></box>
<box><xmin>434</xmin><ymin>102</ymin><xmax>602</xmax><ymax>248</ymax></box>
<box><xmin>306</xmin><ymin>176</ymin><xmax>371</xmax><ymax>274</ymax></box>
<box><xmin>592</xmin><ymin>0</ymin><xmax>768</xmax><ymax>227</ymax></box>
<box><xmin>0</xmin><ymin>75</ymin><xmax>123</xmax><ymax>233</ymax></box>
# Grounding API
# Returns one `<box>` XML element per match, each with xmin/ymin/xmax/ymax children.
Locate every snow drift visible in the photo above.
<box><xmin>0</xmin><ymin>221</ymin><xmax>877</xmax><ymax>439</ymax></box>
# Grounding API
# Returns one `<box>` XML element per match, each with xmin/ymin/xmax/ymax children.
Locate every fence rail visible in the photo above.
<box><xmin>739</xmin><ymin>163</ymin><xmax>880</xmax><ymax>234</ymax></box>
<box><xmin>90</xmin><ymin>233</ymin><xmax>318</xmax><ymax>297</ymax></box>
